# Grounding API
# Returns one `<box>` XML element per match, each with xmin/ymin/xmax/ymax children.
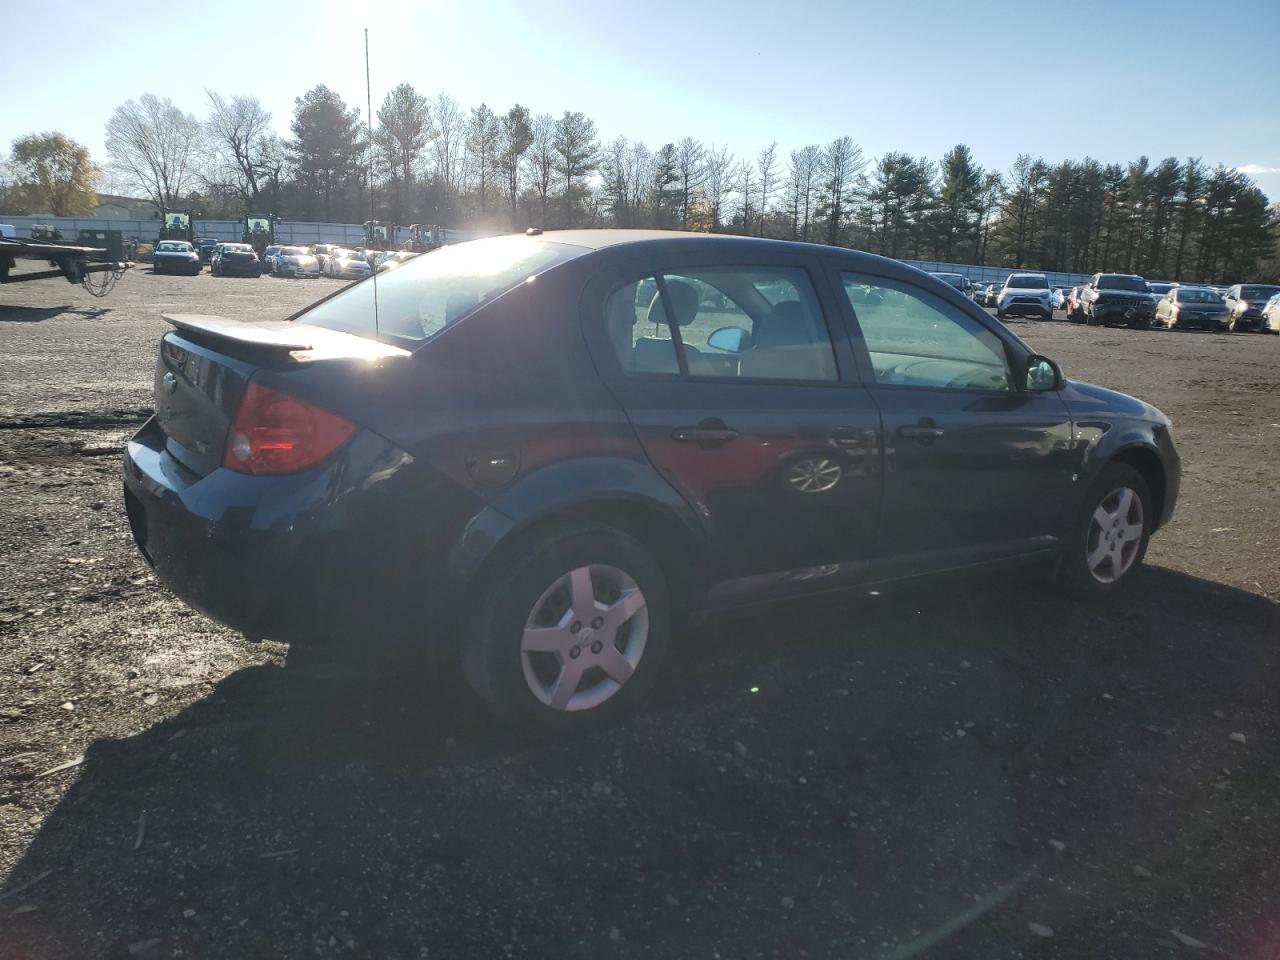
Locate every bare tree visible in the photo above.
<box><xmin>700</xmin><ymin>145</ymin><xmax>734</xmax><ymax>232</ymax></box>
<box><xmin>819</xmin><ymin>136</ymin><xmax>866</xmax><ymax>246</ymax></box>
<box><xmin>786</xmin><ymin>145</ymin><xmax>821</xmax><ymax>239</ymax></box>
<box><xmin>525</xmin><ymin>113</ymin><xmax>556</xmax><ymax>225</ymax></box>
<box><xmin>205</xmin><ymin>92</ymin><xmax>278</xmax><ymax>212</ymax></box>
<box><xmin>757</xmin><ymin>141</ymin><xmax>779</xmax><ymax>237</ymax></box>
<box><xmin>428</xmin><ymin>92</ymin><xmax>465</xmax><ymax>195</ymax></box>
<box><xmin>736</xmin><ymin>160</ymin><xmax>756</xmax><ymax>235</ymax></box>
<box><xmin>675</xmin><ymin>137</ymin><xmax>705</xmax><ymax>230</ymax></box>
<box><xmin>105</xmin><ymin>94</ymin><xmax>203</xmax><ymax>214</ymax></box>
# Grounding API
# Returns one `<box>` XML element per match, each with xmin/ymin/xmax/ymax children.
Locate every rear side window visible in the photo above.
<box><xmin>300</xmin><ymin>236</ymin><xmax>586</xmax><ymax>345</ymax></box>
<box><xmin>606</xmin><ymin>266</ymin><xmax>837</xmax><ymax>382</ymax></box>
<box><xmin>605</xmin><ymin>278</ymin><xmax>679</xmax><ymax>375</ymax></box>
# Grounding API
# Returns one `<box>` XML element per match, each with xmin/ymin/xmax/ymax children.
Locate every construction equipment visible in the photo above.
<box><xmin>29</xmin><ymin>223</ymin><xmax>65</xmax><ymax>242</ymax></box>
<box><xmin>242</xmin><ymin>216</ymin><xmax>275</xmax><ymax>257</ymax></box>
<box><xmin>0</xmin><ymin>237</ymin><xmax>133</xmax><ymax>297</ymax></box>
<box><xmin>77</xmin><ymin>229</ymin><xmax>125</xmax><ymax>262</ymax></box>
<box><xmin>403</xmin><ymin>223</ymin><xmax>443</xmax><ymax>252</ymax></box>
<box><xmin>363</xmin><ymin>220</ymin><xmax>394</xmax><ymax>251</ymax></box>
<box><xmin>158</xmin><ymin>211</ymin><xmax>194</xmax><ymax>244</ymax></box>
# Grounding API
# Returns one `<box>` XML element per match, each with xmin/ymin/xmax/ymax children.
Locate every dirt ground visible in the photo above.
<box><xmin>1</xmin><ymin>267</ymin><xmax>1278</xmax><ymax>959</ymax></box>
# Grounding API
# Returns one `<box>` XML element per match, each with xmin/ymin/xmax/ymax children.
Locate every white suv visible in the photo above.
<box><xmin>996</xmin><ymin>273</ymin><xmax>1053</xmax><ymax>321</ymax></box>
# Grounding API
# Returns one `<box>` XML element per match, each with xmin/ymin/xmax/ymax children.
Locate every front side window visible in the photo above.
<box><xmin>841</xmin><ymin>273</ymin><xmax>1010</xmax><ymax>392</ymax></box>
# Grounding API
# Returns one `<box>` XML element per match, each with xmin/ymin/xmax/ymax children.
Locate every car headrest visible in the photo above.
<box><xmin>647</xmin><ymin>280</ymin><xmax>700</xmax><ymax>327</ymax></box>
<box><xmin>753</xmin><ymin>300</ymin><xmax>809</xmax><ymax>349</ymax></box>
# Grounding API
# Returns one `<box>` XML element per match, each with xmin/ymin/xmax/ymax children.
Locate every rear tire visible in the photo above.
<box><xmin>462</xmin><ymin>526</ymin><xmax>671</xmax><ymax>730</ymax></box>
<box><xmin>1060</xmin><ymin>463</ymin><xmax>1152</xmax><ymax>599</ymax></box>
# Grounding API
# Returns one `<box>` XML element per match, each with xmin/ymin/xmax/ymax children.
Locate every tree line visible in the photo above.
<box><xmin>2</xmin><ymin>84</ymin><xmax>1277</xmax><ymax>282</ymax></box>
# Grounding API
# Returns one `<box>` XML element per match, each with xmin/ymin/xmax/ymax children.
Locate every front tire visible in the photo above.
<box><xmin>1061</xmin><ymin>463</ymin><xmax>1152</xmax><ymax>598</ymax></box>
<box><xmin>462</xmin><ymin>526</ymin><xmax>671</xmax><ymax>729</ymax></box>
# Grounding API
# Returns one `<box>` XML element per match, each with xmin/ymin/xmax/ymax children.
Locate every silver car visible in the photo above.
<box><xmin>273</xmin><ymin>246</ymin><xmax>320</xmax><ymax>278</ymax></box>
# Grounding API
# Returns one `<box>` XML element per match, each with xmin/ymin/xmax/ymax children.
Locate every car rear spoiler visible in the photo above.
<box><xmin>162</xmin><ymin>314</ymin><xmax>409</xmax><ymax>361</ymax></box>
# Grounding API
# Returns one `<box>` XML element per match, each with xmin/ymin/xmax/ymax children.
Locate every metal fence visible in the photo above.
<box><xmin>0</xmin><ymin>215</ymin><xmax>493</xmax><ymax>249</ymax></box>
<box><xmin>900</xmin><ymin>258</ymin><xmax>1092</xmax><ymax>290</ymax></box>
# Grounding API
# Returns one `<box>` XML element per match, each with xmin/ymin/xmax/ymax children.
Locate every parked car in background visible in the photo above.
<box><xmin>262</xmin><ymin>245</ymin><xmax>284</xmax><ymax>274</ymax></box>
<box><xmin>377</xmin><ymin>251</ymin><xmax>419</xmax><ymax>272</ymax></box>
<box><xmin>1154</xmin><ymin>286</ymin><xmax>1229</xmax><ymax>331</ymax></box>
<box><xmin>929</xmin><ymin>272</ymin><xmax>970</xmax><ymax>295</ymax></box>
<box><xmin>983</xmin><ymin>283</ymin><xmax>1002</xmax><ymax>307</ymax></box>
<box><xmin>1064</xmin><ymin>286</ymin><xmax>1085</xmax><ymax>320</ymax></box>
<box><xmin>195</xmin><ymin>238</ymin><xmax>220</xmax><ymax>265</ymax></box>
<box><xmin>122</xmin><ymin>231</ymin><xmax>1180</xmax><ymax>726</ymax></box>
<box><xmin>996</xmin><ymin>273</ymin><xmax>1053</xmax><ymax>321</ymax></box>
<box><xmin>152</xmin><ymin>240</ymin><xmax>202</xmax><ymax>276</ymax></box>
<box><xmin>272</xmin><ymin>246</ymin><xmax>320</xmax><ymax>278</ymax></box>
<box><xmin>325</xmin><ymin>248</ymin><xmax>373</xmax><ymax>280</ymax></box>
<box><xmin>971</xmin><ymin>283</ymin><xmax>990</xmax><ymax>303</ymax></box>
<box><xmin>1262</xmin><ymin>293</ymin><xmax>1280</xmax><ymax>335</ymax></box>
<box><xmin>313</xmin><ymin>243</ymin><xmax>339</xmax><ymax>273</ymax></box>
<box><xmin>1082</xmin><ymin>273</ymin><xmax>1157</xmax><ymax>327</ymax></box>
<box><xmin>1050</xmin><ymin>288</ymin><xmax>1064</xmax><ymax>310</ymax></box>
<box><xmin>1223</xmin><ymin>283</ymin><xmax>1280</xmax><ymax>332</ymax></box>
<box><xmin>210</xmin><ymin>242</ymin><xmax>262</xmax><ymax>278</ymax></box>
<box><xmin>1147</xmin><ymin>281</ymin><xmax>1176</xmax><ymax>301</ymax></box>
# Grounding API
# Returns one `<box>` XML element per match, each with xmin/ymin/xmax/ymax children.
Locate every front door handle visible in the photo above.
<box><xmin>672</xmin><ymin>422</ymin><xmax>739</xmax><ymax>445</ymax></box>
<box><xmin>896</xmin><ymin>420</ymin><xmax>945</xmax><ymax>445</ymax></box>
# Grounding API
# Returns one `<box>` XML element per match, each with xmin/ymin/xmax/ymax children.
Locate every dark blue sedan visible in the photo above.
<box><xmin>123</xmin><ymin>231</ymin><xmax>1180</xmax><ymax>726</ymax></box>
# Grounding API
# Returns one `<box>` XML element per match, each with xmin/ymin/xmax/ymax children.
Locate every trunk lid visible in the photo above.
<box><xmin>153</xmin><ymin>314</ymin><xmax>407</xmax><ymax>477</ymax></box>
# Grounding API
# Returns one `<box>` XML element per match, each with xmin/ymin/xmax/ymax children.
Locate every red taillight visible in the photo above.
<box><xmin>223</xmin><ymin>382</ymin><xmax>355</xmax><ymax>475</ymax></box>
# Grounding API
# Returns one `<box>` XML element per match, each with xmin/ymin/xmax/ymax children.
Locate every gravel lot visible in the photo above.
<box><xmin>1</xmin><ymin>267</ymin><xmax>1278</xmax><ymax>959</ymax></box>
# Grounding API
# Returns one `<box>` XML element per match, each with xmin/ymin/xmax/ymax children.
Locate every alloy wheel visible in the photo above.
<box><xmin>787</xmin><ymin>457</ymin><xmax>842</xmax><ymax>493</ymax></box>
<box><xmin>1085</xmin><ymin>486</ymin><xmax>1144</xmax><ymax>584</ymax></box>
<box><xmin>520</xmin><ymin>564</ymin><xmax>648</xmax><ymax>712</ymax></box>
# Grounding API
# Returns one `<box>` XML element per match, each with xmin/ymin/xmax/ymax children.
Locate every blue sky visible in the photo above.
<box><xmin>3</xmin><ymin>0</ymin><xmax>1278</xmax><ymax>199</ymax></box>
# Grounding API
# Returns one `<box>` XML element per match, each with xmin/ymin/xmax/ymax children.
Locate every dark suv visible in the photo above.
<box><xmin>1081</xmin><ymin>273</ymin><xmax>1158</xmax><ymax>327</ymax></box>
<box><xmin>122</xmin><ymin>232</ymin><xmax>1180</xmax><ymax>726</ymax></box>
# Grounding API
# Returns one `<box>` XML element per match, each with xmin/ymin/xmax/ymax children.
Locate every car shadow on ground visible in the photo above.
<box><xmin>0</xmin><ymin>306</ymin><xmax>109</xmax><ymax>323</ymax></box>
<box><xmin>4</xmin><ymin>567</ymin><xmax>1279</xmax><ymax>959</ymax></box>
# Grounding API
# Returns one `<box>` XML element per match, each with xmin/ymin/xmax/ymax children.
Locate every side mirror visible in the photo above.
<box><xmin>1024</xmin><ymin>354</ymin><xmax>1062</xmax><ymax>392</ymax></box>
<box><xmin>707</xmin><ymin>325</ymin><xmax>751</xmax><ymax>353</ymax></box>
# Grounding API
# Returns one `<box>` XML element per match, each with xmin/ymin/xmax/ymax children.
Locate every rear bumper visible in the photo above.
<box><xmin>121</xmin><ymin>417</ymin><xmax>442</xmax><ymax>645</ymax></box>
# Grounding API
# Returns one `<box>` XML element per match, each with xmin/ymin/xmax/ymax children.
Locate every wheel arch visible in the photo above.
<box><xmin>1102</xmin><ymin>442</ymin><xmax>1168</xmax><ymax>532</ymax></box>
<box><xmin>449</xmin><ymin>458</ymin><xmax>714</xmax><ymax>625</ymax></box>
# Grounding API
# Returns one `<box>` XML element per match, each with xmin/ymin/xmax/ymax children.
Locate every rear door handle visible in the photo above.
<box><xmin>896</xmin><ymin>421</ymin><xmax>945</xmax><ymax>444</ymax></box>
<box><xmin>672</xmin><ymin>424</ymin><xmax>739</xmax><ymax>445</ymax></box>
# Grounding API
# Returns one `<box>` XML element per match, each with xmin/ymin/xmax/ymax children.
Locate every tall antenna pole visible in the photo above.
<box><xmin>365</xmin><ymin>28</ymin><xmax>380</xmax><ymax>346</ymax></box>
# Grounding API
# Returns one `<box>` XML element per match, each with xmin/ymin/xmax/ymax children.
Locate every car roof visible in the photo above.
<box><xmin>529</xmin><ymin>228</ymin><xmax>846</xmax><ymax>258</ymax></box>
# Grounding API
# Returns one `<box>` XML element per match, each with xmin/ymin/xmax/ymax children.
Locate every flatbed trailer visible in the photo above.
<box><xmin>0</xmin><ymin>238</ymin><xmax>133</xmax><ymax>297</ymax></box>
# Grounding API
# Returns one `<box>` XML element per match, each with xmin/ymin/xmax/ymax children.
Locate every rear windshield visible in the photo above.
<box><xmin>1240</xmin><ymin>285</ymin><xmax>1280</xmax><ymax>300</ymax></box>
<box><xmin>156</xmin><ymin>242</ymin><xmax>190</xmax><ymax>252</ymax></box>
<box><xmin>1148</xmin><ymin>283</ymin><xmax>1173</xmax><ymax>294</ymax></box>
<box><xmin>299</xmin><ymin>236</ymin><xmax>586</xmax><ymax>344</ymax></box>
<box><xmin>222</xmin><ymin>244</ymin><xmax>252</xmax><ymax>252</ymax></box>
<box><xmin>280</xmin><ymin>247</ymin><xmax>307</xmax><ymax>256</ymax></box>
<box><xmin>1178</xmin><ymin>288</ymin><xmax>1222</xmax><ymax>304</ymax></box>
<box><xmin>1007</xmin><ymin>275</ymin><xmax>1048</xmax><ymax>289</ymax></box>
<box><xmin>1097</xmin><ymin>275</ymin><xmax>1147</xmax><ymax>292</ymax></box>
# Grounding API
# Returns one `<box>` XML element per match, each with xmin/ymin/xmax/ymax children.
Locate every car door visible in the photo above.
<box><xmin>1223</xmin><ymin>285</ymin><xmax>1241</xmax><ymax>318</ymax></box>
<box><xmin>830</xmin><ymin>265</ymin><xmax>1076</xmax><ymax>576</ymax></box>
<box><xmin>582</xmin><ymin>248</ymin><xmax>883</xmax><ymax>596</ymax></box>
